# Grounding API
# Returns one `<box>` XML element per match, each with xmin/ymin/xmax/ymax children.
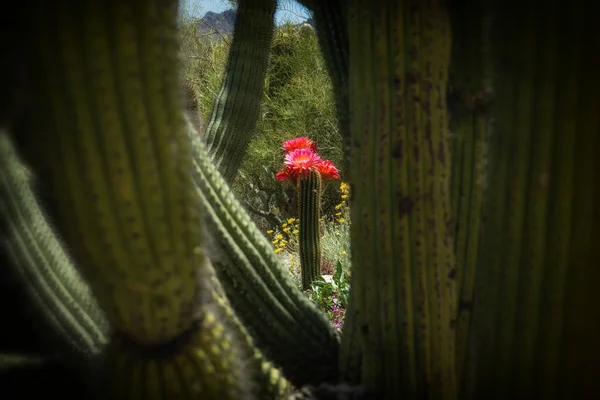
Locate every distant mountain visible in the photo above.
<box><xmin>197</xmin><ymin>9</ymin><xmax>237</xmax><ymax>39</ymax></box>
<box><xmin>195</xmin><ymin>9</ymin><xmax>315</xmax><ymax>41</ymax></box>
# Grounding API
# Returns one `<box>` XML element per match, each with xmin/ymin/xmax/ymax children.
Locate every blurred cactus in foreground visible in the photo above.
<box><xmin>0</xmin><ymin>0</ymin><xmax>598</xmax><ymax>399</ymax></box>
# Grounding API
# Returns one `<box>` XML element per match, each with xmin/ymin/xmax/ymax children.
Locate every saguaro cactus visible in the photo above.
<box><xmin>13</xmin><ymin>0</ymin><xmax>278</xmax><ymax>397</ymax></box>
<box><xmin>1</xmin><ymin>0</ymin><xmax>599</xmax><ymax>399</ymax></box>
<box><xmin>463</xmin><ymin>0</ymin><xmax>600</xmax><ymax>398</ymax></box>
<box><xmin>343</xmin><ymin>0</ymin><xmax>457</xmax><ymax>398</ymax></box>
<box><xmin>204</xmin><ymin>0</ymin><xmax>277</xmax><ymax>184</ymax></box>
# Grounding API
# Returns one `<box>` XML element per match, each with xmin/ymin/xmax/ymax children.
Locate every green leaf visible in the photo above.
<box><xmin>334</xmin><ymin>260</ymin><xmax>344</xmax><ymax>283</ymax></box>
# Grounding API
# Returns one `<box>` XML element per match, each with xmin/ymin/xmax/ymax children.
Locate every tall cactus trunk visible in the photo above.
<box><xmin>345</xmin><ymin>1</ymin><xmax>457</xmax><ymax>399</ymax></box>
<box><xmin>447</xmin><ymin>0</ymin><xmax>491</xmax><ymax>388</ymax></box>
<box><xmin>204</xmin><ymin>0</ymin><xmax>276</xmax><ymax>183</ymax></box>
<box><xmin>464</xmin><ymin>0</ymin><xmax>600</xmax><ymax>398</ymax></box>
<box><xmin>20</xmin><ymin>0</ymin><xmax>258</xmax><ymax>397</ymax></box>
<box><xmin>298</xmin><ymin>170</ymin><xmax>323</xmax><ymax>290</ymax></box>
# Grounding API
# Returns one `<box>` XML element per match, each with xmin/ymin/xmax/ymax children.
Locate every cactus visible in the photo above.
<box><xmin>0</xmin><ymin>0</ymin><xmax>599</xmax><ymax>399</ymax></box>
<box><xmin>343</xmin><ymin>1</ymin><xmax>457</xmax><ymax>399</ymax></box>
<box><xmin>297</xmin><ymin>170</ymin><xmax>322</xmax><ymax>290</ymax></box>
<box><xmin>447</xmin><ymin>0</ymin><xmax>491</xmax><ymax>387</ymax></box>
<box><xmin>204</xmin><ymin>0</ymin><xmax>277</xmax><ymax>184</ymax></box>
<box><xmin>463</xmin><ymin>0</ymin><xmax>600</xmax><ymax>398</ymax></box>
<box><xmin>191</xmin><ymin>130</ymin><xmax>341</xmax><ymax>386</ymax></box>
<box><xmin>275</xmin><ymin>138</ymin><xmax>340</xmax><ymax>290</ymax></box>
<box><xmin>2</xmin><ymin>0</ymin><xmax>291</xmax><ymax>398</ymax></box>
<box><xmin>0</xmin><ymin>133</ymin><xmax>109</xmax><ymax>360</ymax></box>
<box><xmin>299</xmin><ymin>0</ymin><xmax>350</xmax><ymax>170</ymax></box>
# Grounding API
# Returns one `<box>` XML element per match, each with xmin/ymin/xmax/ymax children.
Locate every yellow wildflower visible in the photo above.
<box><xmin>287</xmin><ymin>218</ymin><xmax>296</xmax><ymax>224</ymax></box>
<box><xmin>282</xmin><ymin>222</ymin><xmax>288</xmax><ymax>228</ymax></box>
<box><xmin>266</xmin><ymin>229</ymin><xmax>273</xmax><ymax>234</ymax></box>
<box><xmin>293</xmin><ymin>230</ymin><xmax>299</xmax><ymax>235</ymax></box>
<box><xmin>341</xmin><ymin>194</ymin><xmax>348</xmax><ymax>200</ymax></box>
<box><xmin>275</xmin><ymin>234</ymin><xmax>283</xmax><ymax>240</ymax></box>
<box><xmin>283</xmin><ymin>227</ymin><xmax>291</xmax><ymax>233</ymax></box>
<box><xmin>338</xmin><ymin>218</ymin><xmax>346</xmax><ymax>223</ymax></box>
<box><xmin>342</xmin><ymin>251</ymin><xmax>347</xmax><ymax>257</ymax></box>
<box><xmin>274</xmin><ymin>248</ymin><xmax>283</xmax><ymax>254</ymax></box>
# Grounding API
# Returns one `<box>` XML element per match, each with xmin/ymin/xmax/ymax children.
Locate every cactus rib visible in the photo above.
<box><xmin>298</xmin><ymin>170</ymin><xmax>323</xmax><ymax>290</ymax></box>
<box><xmin>346</xmin><ymin>0</ymin><xmax>457</xmax><ymax>398</ymax></box>
<box><xmin>464</xmin><ymin>0</ymin><xmax>600</xmax><ymax>397</ymax></box>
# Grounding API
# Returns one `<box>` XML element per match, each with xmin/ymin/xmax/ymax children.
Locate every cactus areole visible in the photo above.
<box><xmin>276</xmin><ymin>138</ymin><xmax>340</xmax><ymax>289</ymax></box>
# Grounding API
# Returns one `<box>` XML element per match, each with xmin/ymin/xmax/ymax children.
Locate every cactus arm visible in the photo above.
<box><xmin>303</xmin><ymin>0</ymin><xmax>350</xmax><ymax>169</ymax></box>
<box><xmin>206</xmin><ymin>264</ymin><xmax>294</xmax><ymax>398</ymax></box>
<box><xmin>346</xmin><ymin>0</ymin><xmax>457</xmax><ymax>398</ymax></box>
<box><xmin>0</xmin><ymin>130</ymin><xmax>291</xmax><ymax>399</ymax></box>
<box><xmin>22</xmin><ymin>0</ymin><xmax>260</xmax><ymax>397</ymax></box>
<box><xmin>298</xmin><ymin>170</ymin><xmax>323</xmax><ymax>290</ymax></box>
<box><xmin>0</xmin><ymin>132</ymin><xmax>109</xmax><ymax>359</ymax></box>
<box><xmin>191</xmin><ymin>128</ymin><xmax>340</xmax><ymax>385</ymax></box>
<box><xmin>465</xmin><ymin>1</ymin><xmax>600</xmax><ymax>398</ymax></box>
<box><xmin>204</xmin><ymin>0</ymin><xmax>276</xmax><ymax>183</ymax></box>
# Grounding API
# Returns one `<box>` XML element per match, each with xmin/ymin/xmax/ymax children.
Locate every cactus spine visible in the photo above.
<box><xmin>344</xmin><ymin>0</ymin><xmax>456</xmax><ymax>398</ymax></box>
<box><xmin>298</xmin><ymin>170</ymin><xmax>323</xmax><ymax>290</ymax></box>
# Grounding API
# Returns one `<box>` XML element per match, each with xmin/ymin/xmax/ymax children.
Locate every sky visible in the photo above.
<box><xmin>181</xmin><ymin>0</ymin><xmax>312</xmax><ymax>25</ymax></box>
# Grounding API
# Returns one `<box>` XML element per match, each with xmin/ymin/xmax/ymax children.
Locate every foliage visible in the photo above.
<box><xmin>320</xmin><ymin>181</ymin><xmax>351</xmax><ymax>274</ymax></box>
<box><xmin>267</xmin><ymin>180</ymin><xmax>352</xmax><ymax>328</ymax></box>
<box><xmin>306</xmin><ymin>261</ymin><xmax>349</xmax><ymax>331</ymax></box>
<box><xmin>178</xmin><ymin>20</ymin><xmax>342</xmax><ymax>229</ymax></box>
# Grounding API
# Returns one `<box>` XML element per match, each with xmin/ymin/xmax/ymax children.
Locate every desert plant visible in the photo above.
<box><xmin>275</xmin><ymin>137</ymin><xmax>340</xmax><ymax>289</ymax></box>
<box><xmin>0</xmin><ymin>0</ymin><xmax>598</xmax><ymax>399</ymax></box>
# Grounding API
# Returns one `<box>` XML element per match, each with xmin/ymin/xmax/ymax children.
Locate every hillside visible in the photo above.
<box><xmin>195</xmin><ymin>8</ymin><xmax>315</xmax><ymax>40</ymax></box>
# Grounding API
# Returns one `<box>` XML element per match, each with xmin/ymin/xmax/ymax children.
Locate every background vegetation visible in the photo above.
<box><xmin>180</xmin><ymin>17</ymin><xmax>343</xmax><ymax>229</ymax></box>
<box><xmin>178</xmin><ymin>10</ymin><xmax>350</xmax><ymax>325</ymax></box>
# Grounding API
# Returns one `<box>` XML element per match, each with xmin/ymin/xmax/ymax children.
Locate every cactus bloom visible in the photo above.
<box><xmin>282</xmin><ymin>136</ymin><xmax>318</xmax><ymax>152</ymax></box>
<box><xmin>276</xmin><ymin>147</ymin><xmax>339</xmax><ymax>184</ymax></box>
<box><xmin>315</xmin><ymin>159</ymin><xmax>340</xmax><ymax>180</ymax></box>
<box><xmin>276</xmin><ymin>139</ymin><xmax>340</xmax><ymax>290</ymax></box>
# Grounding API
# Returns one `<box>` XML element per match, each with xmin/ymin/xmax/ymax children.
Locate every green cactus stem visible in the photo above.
<box><xmin>0</xmin><ymin>132</ymin><xmax>109</xmax><ymax>360</ymax></box>
<box><xmin>190</xmin><ymin>129</ymin><xmax>340</xmax><ymax>386</ymax></box>
<box><xmin>204</xmin><ymin>0</ymin><xmax>277</xmax><ymax>184</ymax></box>
<box><xmin>463</xmin><ymin>0</ymin><xmax>600</xmax><ymax>398</ymax></box>
<box><xmin>299</xmin><ymin>0</ymin><xmax>350</xmax><ymax>170</ymax></box>
<box><xmin>298</xmin><ymin>170</ymin><xmax>323</xmax><ymax>290</ymax></box>
<box><xmin>19</xmin><ymin>0</ymin><xmax>253</xmax><ymax>397</ymax></box>
<box><xmin>344</xmin><ymin>0</ymin><xmax>457</xmax><ymax>398</ymax></box>
<box><xmin>447</xmin><ymin>0</ymin><xmax>491</xmax><ymax>387</ymax></box>
<box><xmin>1</xmin><ymin>124</ymin><xmax>292</xmax><ymax>398</ymax></box>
